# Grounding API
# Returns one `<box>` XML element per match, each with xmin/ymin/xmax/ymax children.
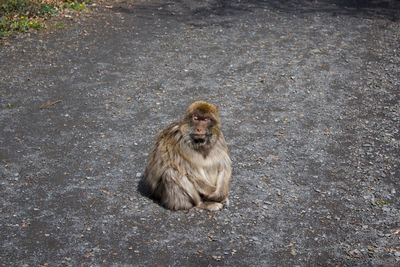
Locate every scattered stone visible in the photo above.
<box><xmin>212</xmin><ymin>255</ymin><xmax>222</xmax><ymax>261</ymax></box>
<box><xmin>348</xmin><ymin>249</ymin><xmax>362</xmax><ymax>258</ymax></box>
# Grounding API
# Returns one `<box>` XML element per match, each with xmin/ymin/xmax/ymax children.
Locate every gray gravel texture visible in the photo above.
<box><xmin>1</xmin><ymin>0</ymin><xmax>400</xmax><ymax>266</ymax></box>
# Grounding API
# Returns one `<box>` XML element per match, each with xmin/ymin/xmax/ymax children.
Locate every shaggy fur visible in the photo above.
<box><xmin>144</xmin><ymin>101</ymin><xmax>232</xmax><ymax>211</ymax></box>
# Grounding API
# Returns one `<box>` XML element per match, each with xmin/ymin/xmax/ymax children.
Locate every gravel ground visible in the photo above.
<box><xmin>0</xmin><ymin>0</ymin><xmax>399</xmax><ymax>266</ymax></box>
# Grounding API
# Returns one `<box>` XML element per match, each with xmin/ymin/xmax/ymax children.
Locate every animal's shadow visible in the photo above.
<box><xmin>137</xmin><ymin>175</ymin><xmax>152</xmax><ymax>199</ymax></box>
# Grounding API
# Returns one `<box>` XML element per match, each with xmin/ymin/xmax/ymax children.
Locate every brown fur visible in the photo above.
<box><xmin>144</xmin><ymin>101</ymin><xmax>232</xmax><ymax>211</ymax></box>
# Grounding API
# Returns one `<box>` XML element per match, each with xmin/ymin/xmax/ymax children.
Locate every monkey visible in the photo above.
<box><xmin>144</xmin><ymin>101</ymin><xmax>232</xmax><ymax>211</ymax></box>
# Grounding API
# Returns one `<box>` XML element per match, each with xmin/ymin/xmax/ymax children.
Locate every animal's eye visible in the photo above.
<box><xmin>193</xmin><ymin>116</ymin><xmax>199</xmax><ymax>121</ymax></box>
<box><xmin>204</xmin><ymin>118</ymin><xmax>211</xmax><ymax>122</ymax></box>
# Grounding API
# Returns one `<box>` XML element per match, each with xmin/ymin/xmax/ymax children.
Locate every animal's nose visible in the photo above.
<box><xmin>195</xmin><ymin>127</ymin><xmax>205</xmax><ymax>135</ymax></box>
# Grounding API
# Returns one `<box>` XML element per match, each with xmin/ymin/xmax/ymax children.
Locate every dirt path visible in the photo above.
<box><xmin>1</xmin><ymin>0</ymin><xmax>399</xmax><ymax>265</ymax></box>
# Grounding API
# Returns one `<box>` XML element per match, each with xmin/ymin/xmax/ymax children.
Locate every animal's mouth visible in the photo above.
<box><xmin>191</xmin><ymin>134</ymin><xmax>207</xmax><ymax>144</ymax></box>
<box><xmin>193</xmin><ymin>138</ymin><xmax>206</xmax><ymax>144</ymax></box>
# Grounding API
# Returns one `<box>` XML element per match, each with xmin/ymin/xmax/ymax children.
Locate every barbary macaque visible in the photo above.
<box><xmin>144</xmin><ymin>101</ymin><xmax>232</xmax><ymax>211</ymax></box>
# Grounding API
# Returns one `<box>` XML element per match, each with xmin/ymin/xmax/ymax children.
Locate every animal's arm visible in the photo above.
<box><xmin>207</xmin><ymin>158</ymin><xmax>232</xmax><ymax>202</ymax></box>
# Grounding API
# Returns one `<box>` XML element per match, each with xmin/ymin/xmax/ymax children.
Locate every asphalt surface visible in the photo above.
<box><xmin>1</xmin><ymin>0</ymin><xmax>400</xmax><ymax>266</ymax></box>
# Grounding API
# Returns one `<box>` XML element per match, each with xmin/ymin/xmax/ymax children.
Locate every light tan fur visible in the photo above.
<box><xmin>144</xmin><ymin>101</ymin><xmax>232</xmax><ymax>211</ymax></box>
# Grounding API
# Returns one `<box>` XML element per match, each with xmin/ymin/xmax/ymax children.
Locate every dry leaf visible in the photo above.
<box><xmin>40</xmin><ymin>100</ymin><xmax>61</xmax><ymax>109</ymax></box>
